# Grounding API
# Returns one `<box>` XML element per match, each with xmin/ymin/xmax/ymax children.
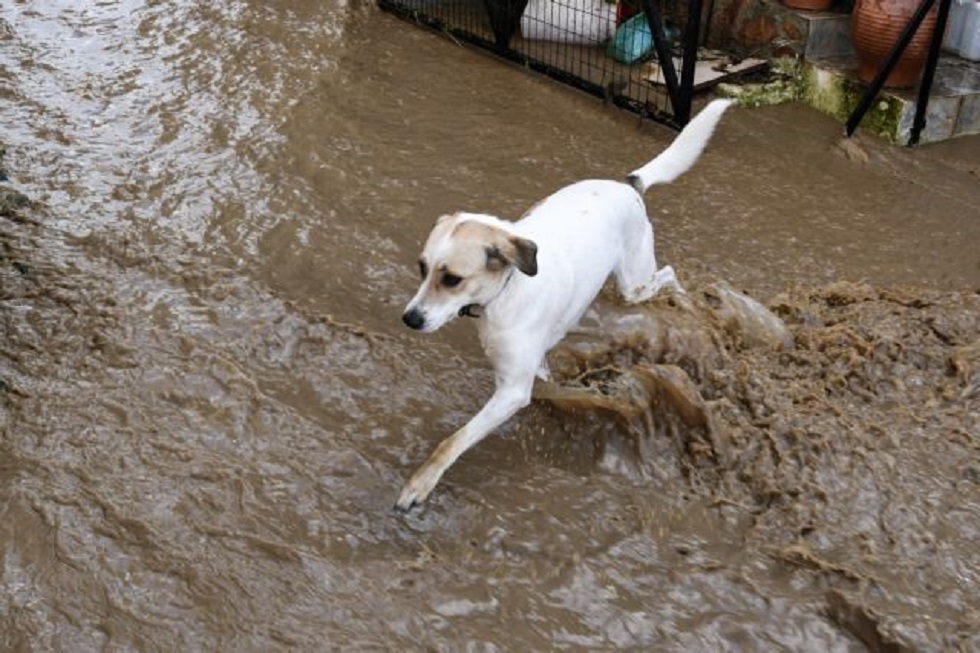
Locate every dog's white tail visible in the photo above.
<box><xmin>626</xmin><ymin>99</ymin><xmax>733</xmax><ymax>194</ymax></box>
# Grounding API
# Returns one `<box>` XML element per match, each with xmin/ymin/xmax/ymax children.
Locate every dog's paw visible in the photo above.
<box><xmin>653</xmin><ymin>265</ymin><xmax>684</xmax><ymax>295</ymax></box>
<box><xmin>394</xmin><ymin>466</ymin><xmax>442</xmax><ymax>512</ymax></box>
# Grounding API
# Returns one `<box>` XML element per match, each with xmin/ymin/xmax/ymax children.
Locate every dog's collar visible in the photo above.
<box><xmin>459</xmin><ymin>270</ymin><xmax>515</xmax><ymax>319</ymax></box>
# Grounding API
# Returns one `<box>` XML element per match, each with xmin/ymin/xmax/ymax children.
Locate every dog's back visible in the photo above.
<box><xmin>514</xmin><ymin>179</ymin><xmax>645</xmax><ymax>260</ymax></box>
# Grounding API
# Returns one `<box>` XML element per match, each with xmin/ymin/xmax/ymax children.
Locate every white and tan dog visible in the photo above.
<box><xmin>397</xmin><ymin>99</ymin><xmax>733</xmax><ymax>510</ymax></box>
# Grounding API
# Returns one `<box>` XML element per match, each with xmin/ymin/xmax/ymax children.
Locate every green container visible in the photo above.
<box><xmin>607</xmin><ymin>13</ymin><xmax>654</xmax><ymax>64</ymax></box>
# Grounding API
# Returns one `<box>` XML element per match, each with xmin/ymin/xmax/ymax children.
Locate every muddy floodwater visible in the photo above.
<box><xmin>1</xmin><ymin>2</ymin><xmax>979</xmax><ymax>650</ymax></box>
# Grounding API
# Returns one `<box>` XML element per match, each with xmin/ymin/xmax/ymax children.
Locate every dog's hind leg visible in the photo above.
<box><xmin>614</xmin><ymin>220</ymin><xmax>683</xmax><ymax>303</ymax></box>
<box><xmin>395</xmin><ymin>358</ymin><xmax>537</xmax><ymax>511</ymax></box>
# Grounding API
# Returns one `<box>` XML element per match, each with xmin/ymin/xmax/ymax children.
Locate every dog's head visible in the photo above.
<box><xmin>402</xmin><ymin>213</ymin><xmax>538</xmax><ymax>333</ymax></box>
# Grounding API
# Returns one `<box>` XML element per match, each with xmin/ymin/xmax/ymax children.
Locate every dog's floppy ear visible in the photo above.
<box><xmin>485</xmin><ymin>236</ymin><xmax>538</xmax><ymax>277</ymax></box>
<box><xmin>510</xmin><ymin>236</ymin><xmax>538</xmax><ymax>276</ymax></box>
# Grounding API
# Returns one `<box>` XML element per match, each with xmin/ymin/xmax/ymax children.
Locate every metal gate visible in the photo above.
<box><xmin>377</xmin><ymin>0</ymin><xmax>705</xmax><ymax>127</ymax></box>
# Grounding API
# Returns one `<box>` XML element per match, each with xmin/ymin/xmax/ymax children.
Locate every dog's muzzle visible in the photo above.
<box><xmin>402</xmin><ymin>308</ymin><xmax>425</xmax><ymax>330</ymax></box>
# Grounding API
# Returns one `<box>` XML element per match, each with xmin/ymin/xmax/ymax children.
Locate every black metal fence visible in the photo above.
<box><xmin>377</xmin><ymin>0</ymin><xmax>704</xmax><ymax>127</ymax></box>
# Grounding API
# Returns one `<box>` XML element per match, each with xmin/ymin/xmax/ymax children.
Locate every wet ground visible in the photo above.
<box><xmin>1</xmin><ymin>2</ymin><xmax>979</xmax><ymax>651</ymax></box>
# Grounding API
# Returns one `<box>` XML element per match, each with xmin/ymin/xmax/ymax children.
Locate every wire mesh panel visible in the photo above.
<box><xmin>378</xmin><ymin>0</ymin><xmax>699</xmax><ymax>126</ymax></box>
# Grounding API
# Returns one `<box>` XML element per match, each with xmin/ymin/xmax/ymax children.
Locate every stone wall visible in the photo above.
<box><xmin>705</xmin><ymin>0</ymin><xmax>811</xmax><ymax>58</ymax></box>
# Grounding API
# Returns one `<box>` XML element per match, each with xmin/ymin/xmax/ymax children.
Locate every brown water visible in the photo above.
<box><xmin>1</xmin><ymin>1</ymin><xmax>979</xmax><ymax>650</ymax></box>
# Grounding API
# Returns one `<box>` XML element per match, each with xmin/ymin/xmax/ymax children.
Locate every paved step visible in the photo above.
<box><xmin>803</xmin><ymin>54</ymin><xmax>980</xmax><ymax>143</ymax></box>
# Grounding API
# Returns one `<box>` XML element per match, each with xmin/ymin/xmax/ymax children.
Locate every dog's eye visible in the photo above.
<box><xmin>442</xmin><ymin>273</ymin><xmax>463</xmax><ymax>288</ymax></box>
<box><xmin>419</xmin><ymin>260</ymin><xmax>428</xmax><ymax>279</ymax></box>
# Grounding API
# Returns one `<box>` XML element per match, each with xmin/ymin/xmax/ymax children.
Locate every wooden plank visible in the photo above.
<box><xmin>644</xmin><ymin>51</ymin><xmax>768</xmax><ymax>91</ymax></box>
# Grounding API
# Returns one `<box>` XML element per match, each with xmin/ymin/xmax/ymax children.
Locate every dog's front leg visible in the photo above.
<box><xmin>395</xmin><ymin>365</ymin><xmax>536</xmax><ymax>511</ymax></box>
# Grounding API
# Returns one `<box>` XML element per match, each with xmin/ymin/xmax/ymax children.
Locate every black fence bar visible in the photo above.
<box><xmin>845</xmin><ymin>0</ymin><xmax>936</xmax><ymax>138</ymax></box>
<box><xmin>482</xmin><ymin>0</ymin><xmax>528</xmax><ymax>48</ymax></box>
<box><xmin>676</xmin><ymin>0</ymin><xmax>704</xmax><ymax>125</ymax></box>
<box><xmin>641</xmin><ymin>0</ymin><xmax>681</xmax><ymax>118</ymax></box>
<box><xmin>909</xmin><ymin>0</ymin><xmax>952</xmax><ymax>145</ymax></box>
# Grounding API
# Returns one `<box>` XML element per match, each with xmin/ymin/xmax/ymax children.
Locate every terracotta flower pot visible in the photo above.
<box><xmin>782</xmin><ymin>0</ymin><xmax>834</xmax><ymax>11</ymax></box>
<box><xmin>850</xmin><ymin>0</ymin><xmax>938</xmax><ymax>89</ymax></box>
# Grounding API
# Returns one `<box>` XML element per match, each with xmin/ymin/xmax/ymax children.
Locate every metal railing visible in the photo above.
<box><xmin>377</xmin><ymin>0</ymin><xmax>705</xmax><ymax>127</ymax></box>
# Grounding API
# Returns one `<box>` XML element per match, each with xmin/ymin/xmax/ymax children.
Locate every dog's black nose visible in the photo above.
<box><xmin>402</xmin><ymin>308</ymin><xmax>425</xmax><ymax>330</ymax></box>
